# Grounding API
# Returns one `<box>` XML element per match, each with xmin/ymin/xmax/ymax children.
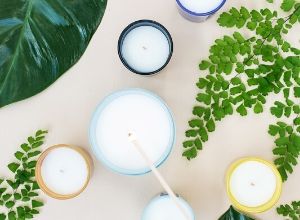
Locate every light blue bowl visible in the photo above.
<box><xmin>142</xmin><ymin>193</ymin><xmax>195</xmax><ymax>220</ymax></box>
<box><xmin>89</xmin><ymin>88</ymin><xmax>176</xmax><ymax>176</ymax></box>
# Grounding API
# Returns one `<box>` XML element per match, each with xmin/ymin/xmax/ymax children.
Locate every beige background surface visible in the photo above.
<box><xmin>1</xmin><ymin>0</ymin><xmax>300</xmax><ymax>219</ymax></box>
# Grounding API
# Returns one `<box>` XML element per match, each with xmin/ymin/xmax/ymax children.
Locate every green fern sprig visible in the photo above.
<box><xmin>0</xmin><ymin>130</ymin><xmax>47</xmax><ymax>220</ymax></box>
<box><xmin>183</xmin><ymin>1</ymin><xmax>300</xmax><ymax>182</ymax></box>
<box><xmin>277</xmin><ymin>201</ymin><xmax>300</xmax><ymax>220</ymax></box>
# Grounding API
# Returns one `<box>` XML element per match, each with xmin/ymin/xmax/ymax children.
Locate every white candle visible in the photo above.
<box><xmin>176</xmin><ymin>0</ymin><xmax>226</xmax><ymax>22</ymax></box>
<box><xmin>128</xmin><ymin>133</ymin><xmax>191</xmax><ymax>220</ymax></box>
<box><xmin>227</xmin><ymin>158</ymin><xmax>282</xmax><ymax>213</ymax></box>
<box><xmin>36</xmin><ymin>145</ymin><xmax>91</xmax><ymax>199</ymax></box>
<box><xmin>90</xmin><ymin>89</ymin><xmax>175</xmax><ymax>175</ymax></box>
<box><xmin>142</xmin><ymin>194</ymin><xmax>195</xmax><ymax>220</ymax></box>
<box><xmin>118</xmin><ymin>20</ymin><xmax>173</xmax><ymax>75</ymax></box>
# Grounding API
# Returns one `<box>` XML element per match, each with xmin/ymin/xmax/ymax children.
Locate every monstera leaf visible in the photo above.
<box><xmin>218</xmin><ymin>206</ymin><xmax>255</xmax><ymax>220</ymax></box>
<box><xmin>0</xmin><ymin>0</ymin><xmax>107</xmax><ymax>107</ymax></box>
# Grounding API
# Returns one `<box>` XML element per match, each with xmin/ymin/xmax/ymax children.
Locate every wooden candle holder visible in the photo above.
<box><xmin>35</xmin><ymin>144</ymin><xmax>93</xmax><ymax>200</ymax></box>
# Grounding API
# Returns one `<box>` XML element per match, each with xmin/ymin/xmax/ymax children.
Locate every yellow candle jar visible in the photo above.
<box><xmin>35</xmin><ymin>144</ymin><xmax>93</xmax><ymax>200</ymax></box>
<box><xmin>226</xmin><ymin>157</ymin><xmax>282</xmax><ymax>213</ymax></box>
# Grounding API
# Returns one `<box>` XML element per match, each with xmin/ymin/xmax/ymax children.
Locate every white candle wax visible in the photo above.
<box><xmin>176</xmin><ymin>0</ymin><xmax>225</xmax><ymax>22</ymax></box>
<box><xmin>90</xmin><ymin>89</ymin><xmax>175</xmax><ymax>175</ymax></box>
<box><xmin>179</xmin><ymin>0</ymin><xmax>224</xmax><ymax>14</ymax></box>
<box><xmin>121</xmin><ymin>25</ymin><xmax>171</xmax><ymax>73</ymax></box>
<box><xmin>142</xmin><ymin>194</ymin><xmax>195</xmax><ymax>220</ymax></box>
<box><xmin>229</xmin><ymin>161</ymin><xmax>277</xmax><ymax>207</ymax></box>
<box><xmin>40</xmin><ymin>147</ymin><xmax>89</xmax><ymax>196</ymax></box>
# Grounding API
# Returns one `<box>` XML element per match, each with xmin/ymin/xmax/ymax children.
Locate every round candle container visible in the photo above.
<box><xmin>118</xmin><ymin>20</ymin><xmax>173</xmax><ymax>75</ymax></box>
<box><xmin>142</xmin><ymin>193</ymin><xmax>195</xmax><ymax>220</ymax></box>
<box><xmin>176</xmin><ymin>0</ymin><xmax>226</xmax><ymax>22</ymax></box>
<box><xmin>35</xmin><ymin>144</ymin><xmax>92</xmax><ymax>200</ymax></box>
<box><xmin>226</xmin><ymin>157</ymin><xmax>282</xmax><ymax>213</ymax></box>
<box><xmin>89</xmin><ymin>88</ymin><xmax>175</xmax><ymax>175</ymax></box>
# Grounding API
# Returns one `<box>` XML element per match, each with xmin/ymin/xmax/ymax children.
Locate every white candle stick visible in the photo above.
<box><xmin>128</xmin><ymin>133</ymin><xmax>191</xmax><ymax>220</ymax></box>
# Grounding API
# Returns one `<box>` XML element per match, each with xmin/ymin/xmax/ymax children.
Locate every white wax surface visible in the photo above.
<box><xmin>94</xmin><ymin>91</ymin><xmax>173</xmax><ymax>173</ymax></box>
<box><xmin>142</xmin><ymin>195</ymin><xmax>194</xmax><ymax>220</ymax></box>
<box><xmin>178</xmin><ymin>0</ymin><xmax>224</xmax><ymax>14</ymax></box>
<box><xmin>41</xmin><ymin>147</ymin><xmax>88</xmax><ymax>195</ymax></box>
<box><xmin>121</xmin><ymin>26</ymin><xmax>170</xmax><ymax>73</ymax></box>
<box><xmin>230</xmin><ymin>161</ymin><xmax>277</xmax><ymax>207</ymax></box>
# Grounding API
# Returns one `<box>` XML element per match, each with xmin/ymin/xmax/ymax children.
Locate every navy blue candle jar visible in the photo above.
<box><xmin>118</xmin><ymin>20</ymin><xmax>173</xmax><ymax>76</ymax></box>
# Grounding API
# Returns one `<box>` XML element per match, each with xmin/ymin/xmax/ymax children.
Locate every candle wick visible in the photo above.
<box><xmin>250</xmin><ymin>182</ymin><xmax>255</xmax><ymax>186</ymax></box>
<box><xmin>59</xmin><ymin>169</ymin><xmax>64</xmax><ymax>174</ymax></box>
<box><xmin>128</xmin><ymin>132</ymin><xmax>137</xmax><ymax>142</ymax></box>
<box><xmin>142</xmin><ymin>46</ymin><xmax>147</xmax><ymax>50</ymax></box>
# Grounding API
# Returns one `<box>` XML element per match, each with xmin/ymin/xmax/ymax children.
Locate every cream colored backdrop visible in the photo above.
<box><xmin>0</xmin><ymin>0</ymin><xmax>299</xmax><ymax>219</ymax></box>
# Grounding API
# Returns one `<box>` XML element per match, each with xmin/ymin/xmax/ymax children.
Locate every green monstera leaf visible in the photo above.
<box><xmin>0</xmin><ymin>0</ymin><xmax>107</xmax><ymax>107</ymax></box>
<box><xmin>218</xmin><ymin>206</ymin><xmax>255</xmax><ymax>220</ymax></box>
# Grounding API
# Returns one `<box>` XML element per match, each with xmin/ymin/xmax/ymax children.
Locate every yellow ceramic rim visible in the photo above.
<box><xmin>226</xmin><ymin>157</ymin><xmax>282</xmax><ymax>213</ymax></box>
<box><xmin>35</xmin><ymin>144</ymin><xmax>93</xmax><ymax>200</ymax></box>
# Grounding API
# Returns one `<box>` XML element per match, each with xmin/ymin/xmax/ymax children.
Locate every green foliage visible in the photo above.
<box><xmin>183</xmin><ymin>2</ymin><xmax>300</xmax><ymax>182</ymax></box>
<box><xmin>0</xmin><ymin>0</ymin><xmax>107</xmax><ymax>108</ymax></box>
<box><xmin>277</xmin><ymin>201</ymin><xmax>300</xmax><ymax>220</ymax></box>
<box><xmin>186</xmin><ymin>3</ymin><xmax>300</xmax><ymax>218</ymax></box>
<box><xmin>281</xmin><ymin>0</ymin><xmax>297</xmax><ymax>12</ymax></box>
<box><xmin>0</xmin><ymin>130</ymin><xmax>47</xmax><ymax>219</ymax></box>
<box><xmin>269</xmin><ymin>121</ymin><xmax>300</xmax><ymax>181</ymax></box>
<box><xmin>218</xmin><ymin>206</ymin><xmax>254</xmax><ymax>220</ymax></box>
